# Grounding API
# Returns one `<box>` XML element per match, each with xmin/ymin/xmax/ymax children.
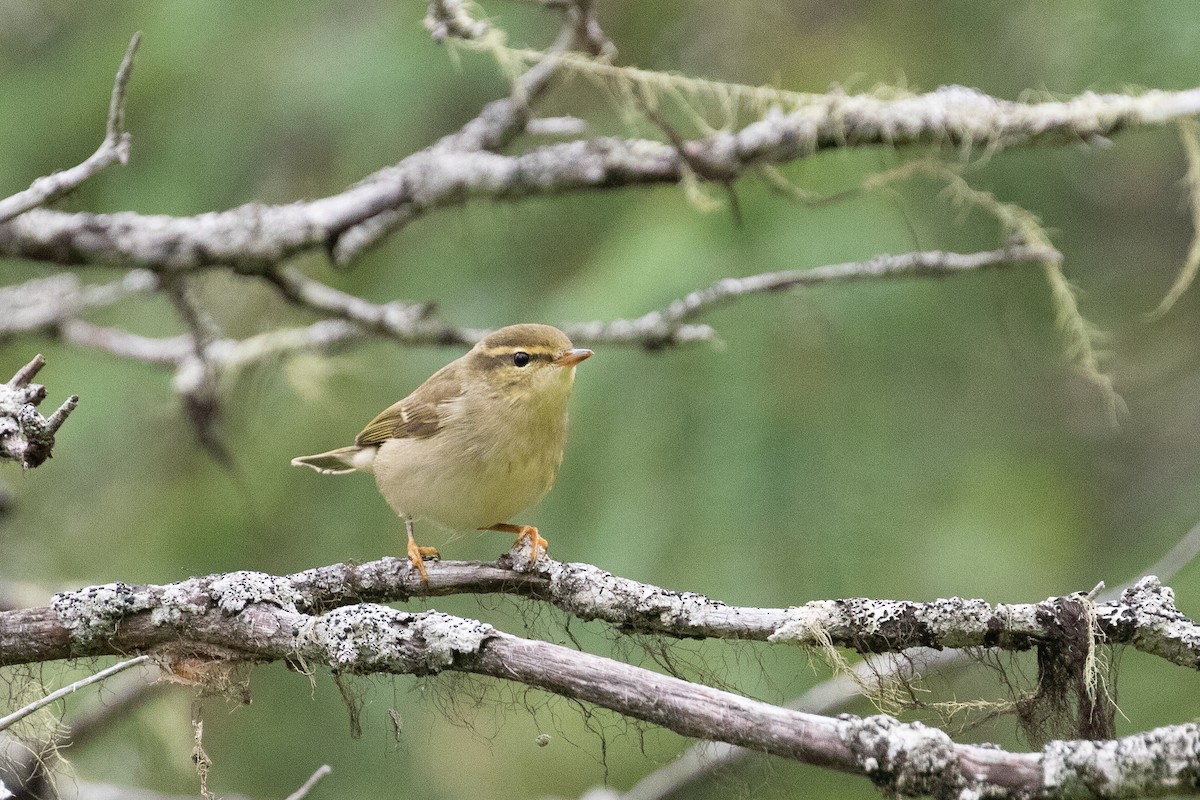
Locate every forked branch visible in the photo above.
<box><xmin>0</xmin><ymin>565</ymin><xmax>1196</xmax><ymax>799</ymax></box>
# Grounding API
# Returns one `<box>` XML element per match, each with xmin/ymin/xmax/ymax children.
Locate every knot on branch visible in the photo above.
<box><xmin>302</xmin><ymin>605</ymin><xmax>496</xmax><ymax>676</ymax></box>
<box><xmin>0</xmin><ymin>355</ymin><xmax>78</xmax><ymax>468</ymax></box>
<box><xmin>839</xmin><ymin>714</ymin><xmax>965</xmax><ymax>799</ymax></box>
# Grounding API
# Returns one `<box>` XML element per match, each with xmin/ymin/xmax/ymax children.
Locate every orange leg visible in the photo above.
<box><xmin>404</xmin><ymin>517</ymin><xmax>440</xmax><ymax>583</ymax></box>
<box><xmin>481</xmin><ymin>523</ymin><xmax>548</xmax><ymax>563</ymax></box>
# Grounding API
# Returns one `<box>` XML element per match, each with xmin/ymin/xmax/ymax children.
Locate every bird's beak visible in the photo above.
<box><xmin>553</xmin><ymin>348</ymin><xmax>593</xmax><ymax>367</ymax></box>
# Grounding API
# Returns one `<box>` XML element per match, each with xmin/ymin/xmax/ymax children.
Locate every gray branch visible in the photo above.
<box><xmin>0</xmin><ymin>568</ymin><xmax>1196</xmax><ymax>798</ymax></box>
<box><xmin>566</xmin><ymin>244</ymin><xmax>1059</xmax><ymax>347</ymax></box>
<box><xmin>4</xmin><ymin>248</ymin><xmax>1058</xmax><ymax>385</ymax></box>
<box><xmin>620</xmin><ymin>519</ymin><xmax>1200</xmax><ymax>800</ymax></box>
<box><xmin>0</xmin><ymin>354</ymin><xmax>78</xmax><ymax>468</ymax></box>
<box><xmin>0</xmin><ymin>555</ymin><xmax>1194</xmax><ymax>669</ymax></box>
<box><xmin>0</xmin><ymin>86</ymin><xmax>1193</xmax><ymax>272</ymax></box>
<box><xmin>0</xmin><ymin>33</ymin><xmax>140</xmax><ymax>225</ymax></box>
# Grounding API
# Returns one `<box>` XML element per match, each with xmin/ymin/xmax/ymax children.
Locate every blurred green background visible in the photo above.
<box><xmin>3</xmin><ymin>2</ymin><xmax>1200</xmax><ymax>798</ymax></box>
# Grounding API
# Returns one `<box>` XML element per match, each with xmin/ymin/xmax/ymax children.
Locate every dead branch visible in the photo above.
<box><xmin>617</xmin><ymin>519</ymin><xmax>1200</xmax><ymax>800</ymax></box>
<box><xmin>0</xmin><ymin>355</ymin><xmax>78</xmax><ymax>468</ymax></box>
<box><xmin>0</xmin><ymin>86</ymin><xmax>1194</xmax><ymax>274</ymax></box>
<box><xmin>0</xmin><ymin>567</ymin><xmax>1197</xmax><ymax>799</ymax></box>
<box><xmin>0</xmin><ymin>34</ymin><xmax>139</xmax><ymax>225</ymax></box>
<box><xmin>0</xmin><ymin>555</ymin><xmax>1194</xmax><ymax>671</ymax></box>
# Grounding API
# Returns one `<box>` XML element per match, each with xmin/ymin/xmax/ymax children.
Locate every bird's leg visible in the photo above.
<box><xmin>481</xmin><ymin>523</ymin><xmax>548</xmax><ymax>563</ymax></box>
<box><xmin>404</xmin><ymin>516</ymin><xmax>439</xmax><ymax>582</ymax></box>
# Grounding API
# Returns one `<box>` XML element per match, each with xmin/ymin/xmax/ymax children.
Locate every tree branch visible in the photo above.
<box><xmin>0</xmin><ymin>33</ymin><xmax>140</xmax><ymax>225</ymax></box>
<box><xmin>0</xmin><ymin>355</ymin><xmax>78</xmax><ymax>468</ymax></box>
<box><xmin>0</xmin><ymin>554</ymin><xmax>1194</xmax><ymax>672</ymax></box>
<box><xmin>619</xmin><ymin>518</ymin><xmax>1200</xmax><ymax>800</ymax></box>
<box><xmin>3</xmin><ymin>247</ymin><xmax>1059</xmax><ymax>389</ymax></box>
<box><xmin>0</xmin><ymin>655</ymin><xmax>150</xmax><ymax>733</ymax></box>
<box><xmin>1</xmin><ymin>569</ymin><xmax>1197</xmax><ymax>799</ymax></box>
<box><xmin>566</xmin><ymin>244</ymin><xmax>1059</xmax><ymax>347</ymax></box>
<box><xmin>0</xmin><ymin>272</ymin><xmax>157</xmax><ymax>338</ymax></box>
<box><xmin>0</xmin><ymin>85</ymin><xmax>1193</xmax><ymax>272</ymax></box>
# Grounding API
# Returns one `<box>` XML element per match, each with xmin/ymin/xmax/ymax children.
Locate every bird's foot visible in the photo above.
<box><xmin>406</xmin><ymin>536</ymin><xmax>440</xmax><ymax>583</ymax></box>
<box><xmin>481</xmin><ymin>523</ymin><xmax>548</xmax><ymax>564</ymax></box>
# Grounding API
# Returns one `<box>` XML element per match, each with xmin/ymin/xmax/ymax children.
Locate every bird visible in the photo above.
<box><xmin>291</xmin><ymin>323</ymin><xmax>592</xmax><ymax>581</ymax></box>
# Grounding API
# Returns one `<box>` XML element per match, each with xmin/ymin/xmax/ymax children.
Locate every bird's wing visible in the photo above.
<box><xmin>355</xmin><ymin>369</ymin><xmax>465</xmax><ymax>446</ymax></box>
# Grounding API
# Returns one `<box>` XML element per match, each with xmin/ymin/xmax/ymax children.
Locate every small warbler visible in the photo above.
<box><xmin>292</xmin><ymin>323</ymin><xmax>592</xmax><ymax>580</ymax></box>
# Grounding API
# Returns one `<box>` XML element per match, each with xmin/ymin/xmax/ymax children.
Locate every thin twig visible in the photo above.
<box><xmin>6</xmin><ymin>355</ymin><xmax>45</xmax><ymax>389</ymax></box>
<box><xmin>0</xmin><ymin>271</ymin><xmax>157</xmax><ymax>336</ymax></box>
<box><xmin>283</xmin><ymin>765</ymin><xmax>332</xmax><ymax>800</ymax></box>
<box><xmin>566</xmin><ymin>245</ymin><xmax>1060</xmax><ymax>347</ymax></box>
<box><xmin>66</xmin><ymin>668</ymin><xmax>168</xmax><ymax>749</ymax></box>
<box><xmin>0</xmin><ymin>33</ymin><xmax>140</xmax><ymax>224</ymax></box>
<box><xmin>36</xmin><ymin>247</ymin><xmax>1053</xmax><ymax>382</ymax></box>
<box><xmin>0</xmin><ymin>655</ymin><xmax>151</xmax><ymax>732</ymax></box>
<box><xmin>265</xmin><ymin>266</ymin><xmax>450</xmax><ymax>342</ymax></box>
<box><xmin>43</xmin><ymin>396</ymin><xmax>78</xmax><ymax>435</ymax></box>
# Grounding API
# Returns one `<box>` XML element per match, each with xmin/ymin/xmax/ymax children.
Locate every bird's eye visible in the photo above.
<box><xmin>513</xmin><ymin>351</ymin><xmax>531</xmax><ymax>367</ymax></box>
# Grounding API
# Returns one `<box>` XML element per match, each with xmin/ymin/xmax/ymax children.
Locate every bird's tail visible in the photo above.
<box><xmin>291</xmin><ymin>445</ymin><xmax>373</xmax><ymax>475</ymax></box>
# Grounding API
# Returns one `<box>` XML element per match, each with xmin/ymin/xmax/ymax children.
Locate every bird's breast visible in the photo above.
<box><xmin>371</xmin><ymin>390</ymin><xmax>569</xmax><ymax>531</ymax></box>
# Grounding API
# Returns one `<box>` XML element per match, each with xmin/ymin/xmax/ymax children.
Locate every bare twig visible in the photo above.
<box><xmin>283</xmin><ymin>765</ymin><xmax>332</xmax><ymax>800</ymax></box>
<box><xmin>0</xmin><ymin>33</ymin><xmax>140</xmax><ymax>224</ymax></box>
<box><xmin>566</xmin><ymin>244</ymin><xmax>1060</xmax><ymax>347</ymax></box>
<box><xmin>265</xmin><ymin>266</ymin><xmax>451</xmax><ymax>342</ymax></box>
<box><xmin>66</xmin><ymin>667</ymin><xmax>168</xmax><ymax>749</ymax></box>
<box><xmin>5</xmin><ymin>248</ymin><xmax>1051</xmax><ymax>399</ymax></box>
<box><xmin>5</xmin><ymin>355</ymin><xmax>45</xmax><ymax>390</ymax></box>
<box><xmin>0</xmin><ymin>655</ymin><xmax>151</xmax><ymax>732</ymax></box>
<box><xmin>0</xmin><ymin>272</ymin><xmax>157</xmax><ymax>336</ymax></box>
<box><xmin>59</xmin><ymin>320</ymin><xmax>191</xmax><ymax>364</ymax></box>
<box><xmin>163</xmin><ymin>276</ymin><xmax>229</xmax><ymax>458</ymax></box>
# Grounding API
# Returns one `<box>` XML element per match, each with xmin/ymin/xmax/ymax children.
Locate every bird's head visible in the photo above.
<box><xmin>467</xmin><ymin>324</ymin><xmax>592</xmax><ymax>401</ymax></box>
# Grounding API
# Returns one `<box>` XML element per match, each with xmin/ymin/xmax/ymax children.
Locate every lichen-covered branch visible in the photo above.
<box><xmin>618</xmin><ymin>521</ymin><xmax>1200</xmax><ymax>800</ymax></box>
<box><xmin>0</xmin><ymin>569</ymin><xmax>1196</xmax><ymax>799</ymax></box>
<box><xmin>0</xmin><ymin>556</ymin><xmax>1194</xmax><ymax>671</ymax></box>
<box><xmin>0</xmin><ymin>355</ymin><xmax>78</xmax><ymax>468</ymax></box>
<box><xmin>0</xmin><ymin>86</ymin><xmax>1195</xmax><ymax>273</ymax></box>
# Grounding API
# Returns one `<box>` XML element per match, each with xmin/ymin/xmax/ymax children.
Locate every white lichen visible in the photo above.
<box><xmin>301</xmin><ymin>605</ymin><xmax>495</xmax><ymax>674</ymax></box>
<box><xmin>51</xmin><ymin>582</ymin><xmax>155</xmax><ymax>642</ymax></box>
<box><xmin>209</xmin><ymin>571</ymin><xmax>301</xmax><ymax>614</ymax></box>
<box><xmin>151</xmin><ymin>578</ymin><xmax>209</xmax><ymax>626</ymax></box>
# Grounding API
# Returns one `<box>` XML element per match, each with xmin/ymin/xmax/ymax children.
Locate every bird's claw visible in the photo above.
<box><xmin>406</xmin><ymin>539</ymin><xmax>439</xmax><ymax>584</ymax></box>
